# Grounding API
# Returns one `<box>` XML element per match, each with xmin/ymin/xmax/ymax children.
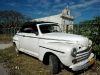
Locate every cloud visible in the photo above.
<box><xmin>26</xmin><ymin>4</ymin><xmax>33</xmax><ymax>7</ymax></box>
<box><xmin>69</xmin><ymin>1</ymin><xmax>75</xmax><ymax>5</ymax></box>
<box><xmin>37</xmin><ymin>11</ymin><xmax>43</xmax><ymax>15</ymax></box>
<box><xmin>26</xmin><ymin>0</ymin><xmax>37</xmax><ymax>3</ymax></box>
<box><xmin>72</xmin><ymin>11</ymin><xmax>81</xmax><ymax>18</ymax></box>
<box><xmin>69</xmin><ymin>0</ymin><xmax>100</xmax><ymax>19</ymax></box>
<box><xmin>39</xmin><ymin>0</ymin><xmax>51</xmax><ymax>8</ymax></box>
<box><xmin>42</xmin><ymin>12</ymin><xmax>51</xmax><ymax>16</ymax></box>
<box><xmin>55</xmin><ymin>0</ymin><xmax>60</xmax><ymax>3</ymax></box>
<box><xmin>5</xmin><ymin>2</ymin><xmax>20</xmax><ymax>6</ymax></box>
<box><xmin>79</xmin><ymin>0</ymin><xmax>86</xmax><ymax>3</ymax></box>
<box><xmin>70</xmin><ymin>0</ymin><xmax>100</xmax><ymax>10</ymax></box>
<box><xmin>52</xmin><ymin>8</ymin><xmax>62</xmax><ymax>14</ymax></box>
<box><xmin>80</xmin><ymin>7</ymin><xmax>94</xmax><ymax>11</ymax></box>
<box><xmin>32</xmin><ymin>10</ymin><xmax>50</xmax><ymax>16</ymax></box>
<box><xmin>26</xmin><ymin>0</ymin><xmax>51</xmax><ymax>8</ymax></box>
<box><xmin>53</xmin><ymin>3</ymin><xmax>67</xmax><ymax>8</ymax></box>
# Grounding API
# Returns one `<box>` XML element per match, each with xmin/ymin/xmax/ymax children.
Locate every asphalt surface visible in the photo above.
<box><xmin>0</xmin><ymin>43</ymin><xmax>12</xmax><ymax>49</ymax></box>
<box><xmin>0</xmin><ymin>63</ymin><xmax>9</xmax><ymax>75</ymax></box>
<box><xmin>0</xmin><ymin>43</ymin><xmax>12</xmax><ymax>75</ymax></box>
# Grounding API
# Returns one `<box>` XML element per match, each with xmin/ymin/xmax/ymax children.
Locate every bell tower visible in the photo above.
<box><xmin>61</xmin><ymin>6</ymin><xmax>71</xmax><ymax>17</ymax></box>
<box><xmin>61</xmin><ymin>6</ymin><xmax>74</xmax><ymax>33</ymax></box>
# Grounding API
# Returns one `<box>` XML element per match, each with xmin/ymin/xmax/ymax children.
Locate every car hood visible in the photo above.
<box><xmin>42</xmin><ymin>33</ymin><xmax>89</xmax><ymax>47</ymax></box>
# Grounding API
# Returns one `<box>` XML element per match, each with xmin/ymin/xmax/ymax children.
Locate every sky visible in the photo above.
<box><xmin>0</xmin><ymin>0</ymin><xmax>100</xmax><ymax>23</ymax></box>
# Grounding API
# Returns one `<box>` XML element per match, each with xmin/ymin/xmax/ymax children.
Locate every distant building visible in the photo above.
<box><xmin>31</xmin><ymin>7</ymin><xmax>74</xmax><ymax>33</ymax></box>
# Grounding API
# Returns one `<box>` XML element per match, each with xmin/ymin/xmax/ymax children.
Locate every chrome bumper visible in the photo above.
<box><xmin>69</xmin><ymin>53</ymin><xmax>96</xmax><ymax>71</ymax></box>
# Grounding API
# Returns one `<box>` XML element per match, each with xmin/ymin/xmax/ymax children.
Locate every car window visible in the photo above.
<box><xmin>20</xmin><ymin>25</ymin><xmax>38</xmax><ymax>33</ymax></box>
<box><xmin>23</xmin><ymin>27</ymin><xmax>33</xmax><ymax>33</ymax></box>
<box><xmin>39</xmin><ymin>24</ymin><xmax>61</xmax><ymax>34</ymax></box>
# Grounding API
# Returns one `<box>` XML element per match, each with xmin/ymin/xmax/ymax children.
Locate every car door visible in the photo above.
<box><xmin>19</xmin><ymin>25</ymin><xmax>39</xmax><ymax>57</ymax></box>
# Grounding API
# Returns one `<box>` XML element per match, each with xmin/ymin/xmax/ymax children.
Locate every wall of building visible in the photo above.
<box><xmin>34</xmin><ymin>14</ymin><xmax>62</xmax><ymax>24</ymax></box>
<box><xmin>31</xmin><ymin>7</ymin><xmax>74</xmax><ymax>33</ymax></box>
<box><xmin>31</xmin><ymin>14</ymin><xmax>63</xmax><ymax>29</ymax></box>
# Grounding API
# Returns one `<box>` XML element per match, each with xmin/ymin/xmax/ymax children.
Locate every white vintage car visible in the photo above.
<box><xmin>13</xmin><ymin>22</ymin><xmax>96</xmax><ymax>74</ymax></box>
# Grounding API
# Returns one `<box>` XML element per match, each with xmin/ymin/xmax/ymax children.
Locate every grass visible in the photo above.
<box><xmin>0</xmin><ymin>46</ymin><xmax>100</xmax><ymax>75</ymax></box>
<box><xmin>0</xmin><ymin>34</ymin><xmax>12</xmax><ymax>43</ymax></box>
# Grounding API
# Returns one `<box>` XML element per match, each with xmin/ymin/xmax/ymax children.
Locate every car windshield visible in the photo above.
<box><xmin>39</xmin><ymin>24</ymin><xmax>61</xmax><ymax>34</ymax></box>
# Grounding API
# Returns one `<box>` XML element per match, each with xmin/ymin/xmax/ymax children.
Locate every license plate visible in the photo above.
<box><xmin>89</xmin><ymin>58</ymin><xmax>94</xmax><ymax>64</ymax></box>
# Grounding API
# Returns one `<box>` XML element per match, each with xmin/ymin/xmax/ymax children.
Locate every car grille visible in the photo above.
<box><xmin>76</xmin><ymin>47</ymin><xmax>91</xmax><ymax>62</ymax></box>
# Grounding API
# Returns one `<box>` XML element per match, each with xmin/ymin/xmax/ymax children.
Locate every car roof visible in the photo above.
<box><xmin>23</xmin><ymin>21</ymin><xmax>56</xmax><ymax>26</ymax></box>
<box><xmin>20</xmin><ymin>21</ymin><xmax>58</xmax><ymax>32</ymax></box>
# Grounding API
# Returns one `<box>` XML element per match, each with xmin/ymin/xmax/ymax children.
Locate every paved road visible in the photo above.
<box><xmin>0</xmin><ymin>43</ymin><xmax>12</xmax><ymax>49</ymax></box>
<box><xmin>0</xmin><ymin>43</ymin><xmax>12</xmax><ymax>75</ymax></box>
<box><xmin>0</xmin><ymin>63</ymin><xmax>9</xmax><ymax>75</ymax></box>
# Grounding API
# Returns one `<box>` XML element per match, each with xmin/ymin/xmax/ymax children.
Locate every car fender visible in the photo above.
<box><xmin>38</xmin><ymin>42</ymin><xmax>74</xmax><ymax>66</ymax></box>
<box><xmin>13</xmin><ymin>36</ymin><xmax>20</xmax><ymax>49</ymax></box>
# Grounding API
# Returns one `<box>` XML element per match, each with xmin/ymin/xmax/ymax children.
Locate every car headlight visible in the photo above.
<box><xmin>71</xmin><ymin>48</ymin><xmax>77</xmax><ymax>57</ymax></box>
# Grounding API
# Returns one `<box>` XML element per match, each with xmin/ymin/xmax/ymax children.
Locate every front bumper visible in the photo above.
<box><xmin>69</xmin><ymin>53</ymin><xmax>96</xmax><ymax>71</ymax></box>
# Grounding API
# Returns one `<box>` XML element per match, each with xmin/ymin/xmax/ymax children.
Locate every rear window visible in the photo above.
<box><xmin>20</xmin><ymin>24</ymin><xmax>38</xmax><ymax>33</ymax></box>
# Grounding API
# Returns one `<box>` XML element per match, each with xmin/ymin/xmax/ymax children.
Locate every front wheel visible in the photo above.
<box><xmin>49</xmin><ymin>55</ymin><xmax>60</xmax><ymax>74</ymax></box>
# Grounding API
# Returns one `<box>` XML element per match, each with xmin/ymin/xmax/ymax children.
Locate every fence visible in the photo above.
<box><xmin>0</xmin><ymin>24</ymin><xmax>94</xmax><ymax>36</ymax></box>
<box><xmin>0</xmin><ymin>27</ymin><xmax>20</xmax><ymax>36</ymax></box>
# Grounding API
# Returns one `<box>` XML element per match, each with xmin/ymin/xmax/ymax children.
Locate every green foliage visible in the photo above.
<box><xmin>78</xmin><ymin>15</ymin><xmax>100</xmax><ymax>56</ymax></box>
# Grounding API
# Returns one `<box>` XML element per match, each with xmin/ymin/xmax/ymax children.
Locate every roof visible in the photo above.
<box><xmin>23</xmin><ymin>21</ymin><xmax>56</xmax><ymax>26</ymax></box>
<box><xmin>20</xmin><ymin>21</ymin><xmax>57</xmax><ymax>31</ymax></box>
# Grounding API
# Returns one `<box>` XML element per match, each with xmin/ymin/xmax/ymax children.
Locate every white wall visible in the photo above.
<box><xmin>33</xmin><ymin>14</ymin><xmax>61</xmax><ymax>24</ymax></box>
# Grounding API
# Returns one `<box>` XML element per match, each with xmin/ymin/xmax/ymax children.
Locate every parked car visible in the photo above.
<box><xmin>13</xmin><ymin>22</ymin><xmax>96</xmax><ymax>74</ymax></box>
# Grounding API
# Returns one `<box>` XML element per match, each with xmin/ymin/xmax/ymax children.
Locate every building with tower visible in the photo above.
<box><xmin>31</xmin><ymin>7</ymin><xmax>74</xmax><ymax>33</ymax></box>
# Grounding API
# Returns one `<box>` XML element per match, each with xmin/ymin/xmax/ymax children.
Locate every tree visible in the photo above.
<box><xmin>0</xmin><ymin>10</ymin><xmax>31</xmax><ymax>28</ymax></box>
<box><xmin>77</xmin><ymin>15</ymin><xmax>100</xmax><ymax>59</ymax></box>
